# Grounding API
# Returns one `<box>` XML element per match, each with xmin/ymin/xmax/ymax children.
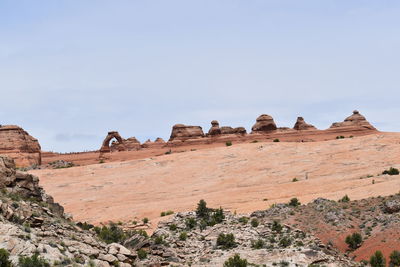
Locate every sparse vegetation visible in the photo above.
<box><xmin>345</xmin><ymin>232</ymin><xmax>362</xmax><ymax>250</ymax></box>
<box><xmin>137</xmin><ymin>249</ymin><xmax>147</xmax><ymax>260</ymax></box>
<box><xmin>0</xmin><ymin>249</ymin><xmax>12</xmax><ymax>267</ymax></box>
<box><xmin>336</xmin><ymin>136</ymin><xmax>345</xmax><ymax>139</ymax></box>
<box><xmin>142</xmin><ymin>217</ymin><xmax>149</xmax><ymax>224</ymax></box>
<box><xmin>185</xmin><ymin>217</ymin><xmax>197</xmax><ymax>229</ymax></box>
<box><xmin>179</xmin><ymin>231</ymin><xmax>188</xmax><ymax>241</ymax></box>
<box><xmin>250</xmin><ymin>218</ymin><xmax>259</xmax><ymax>227</ymax></box>
<box><xmin>161</xmin><ymin>210</ymin><xmax>174</xmax><ymax>216</ymax></box>
<box><xmin>390</xmin><ymin>250</ymin><xmax>400</xmax><ymax>266</ymax></box>
<box><xmin>226</xmin><ymin>141</ymin><xmax>233</xmax><ymax>146</ymax></box>
<box><xmin>340</xmin><ymin>195</ymin><xmax>350</xmax><ymax>203</ymax></box>
<box><xmin>223</xmin><ymin>254</ymin><xmax>248</xmax><ymax>267</ymax></box>
<box><xmin>19</xmin><ymin>253</ymin><xmax>50</xmax><ymax>267</ymax></box>
<box><xmin>251</xmin><ymin>239</ymin><xmax>265</xmax><ymax>249</ymax></box>
<box><xmin>383</xmin><ymin>167</ymin><xmax>400</xmax><ymax>176</ymax></box>
<box><xmin>273</xmin><ymin>138</ymin><xmax>280</xmax><ymax>142</ymax></box>
<box><xmin>272</xmin><ymin>221</ymin><xmax>283</xmax><ymax>233</ymax></box>
<box><xmin>292</xmin><ymin>177</ymin><xmax>298</xmax><ymax>182</ymax></box>
<box><xmin>217</xmin><ymin>233</ymin><xmax>236</xmax><ymax>249</ymax></box>
<box><xmin>288</xmin><ymin>198</ymin><xmax>301</xmax><ymax>207</ymax></box>
<box><xmin>370</xmin><ymin>250</ymin><xmax>386</xmax><ymax>267</ymax></box>
<box><xmin>238</xmin><ymin>217</ymin><xmax>249</xmax><ymax>224</ymax></box>
<box><xmin>94</xmin><ymin>223</ymin><xmax>127</xmax><ymax>244</ymax></box>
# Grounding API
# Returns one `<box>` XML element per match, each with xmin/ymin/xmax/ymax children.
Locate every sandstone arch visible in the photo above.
<box><xmin>100</xmin><ymin>131</ymin><xmax>125</xmax><ymax>153</ymax></box>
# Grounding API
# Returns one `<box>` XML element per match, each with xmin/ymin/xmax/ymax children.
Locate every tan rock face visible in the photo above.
<box><xmin>207</xmin><ymin>120</ymin><xmax>222</xmax><ymax>136</ymax></box>
<box><xmin>169</xmin><ymin>124</ymin><xmax>204</xmax><ymax>141</ymax></box>
<box><xmin>293</xmin><ymin>117</ymin><xmax>317</xmax><ymax>130</ymax></box>
<box><xmin>141</xmin><ymin>138</ymin><xmax>166</xmax><ymax>149</ymax></box>
<box><xmin>330</xmin><ymin>110</ymin><xmax>376</xmax><ymax>130</ymax></box>
<box><xmin>114</xmin><ymin>137</ymin><xmax>141</xmax><ymax>151</ymax></box>
<box><xmin>220</xmin><ymin>126</ymin><xmax>247</xmax><ymax>135</ymax></box>
<box><xmin>0</xmin><ymin>125</ymin><xmax>41</xmax><ymax>167</ymax></box>
<box><xmin>251</xmin><ymin>114</ymin><xmax>277</xmax><ymax>133</ymax></box>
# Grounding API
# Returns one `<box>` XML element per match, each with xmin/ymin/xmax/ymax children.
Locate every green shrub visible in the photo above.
<box><xmin>161</xmin><ymin>210</ymin><xmax>174</xmax><ymax>217</ymax></box>
<box><xmin>137</xmin><ymin>249</ymin><xmax>147</xmax><ymax>260</ymax></box>
<box><xmin>340</xmin><ymin>195</ymin><xmax>350</xmax><ymax>203</ymax></box>
<box><xmin>196</xmin><ymin>199</ymin><xmax>209</xmax><ymax>218</ymax></box>
<box><xmin>142</xmin><ymin>217</ymin><xmax>149</xmax><ymax>224</ymax></box>
<box><xmin>370</xmin><ymin>250</ymin><xmax>386</xmax><ymax>267</ymax></box>
<box><xmin>185</xmin><ymin>218</ymin><xmax>197</xmax><ymax>229</ymax></box>
<box><xmin>179</xmin><ymin>231</ymin><xmax>188</xmax><ymax>241</ymax></box>
<box><xmin>238</xmin><ymin>217</ymin><xmax>249</xmax><ymax>224</ymax></box>
<box><xmin>279</xmin><ymin>236</ymin><xmax>292</xmax><ymax>248</ymax></box>
<box><xmin>288</xmin><ymin>198</ymin><xmax>300</xmax><ymax>207</ymax></box>
<box><xmin>226</xmin><ymin>141</ymin><xmax>232</xmax><ymax>146</ymax></box>
<box><xmin>94</xmin><ymin>223</ymin><xmax>127</xmax><ymax>244</ymax></box>
<box><xmin>336</xmin><ymin>136</ymin><xmax>345</xmax><ymax>139</ymax></box>
<box><xmin>169</xmin><ymin>224</ymin><xmax>177</xmax><ymax>231</ymax></box>
<box><xmin>217</xmin><ymin>233</ymin><xmax>236</xmax><ymax>249</ymax></box>
<box><xmin>292</xmin><ymin>178</ymin><xmax>298</xmax><ymax>182</ymax></box>
<box><xmin>223</xmin><ymin>254</ymin><xmax>248</xmax><ymax>267</ymax></box>
<box><xmin>0</xmin><ymin>249</ymin><xmax>12</xmax><ymax>267</ymax></box>
<box><xmin>345</xmin><ymin>232</ymin><xmax>362</xmax><ymax>250</ymax></box>
<box><xmin>76</xmin><ymin>221</ymin><xmax>94</xmax><ymax>230</ymax></box>
<box><xmin>251</xmin><ymin>239</ymin><xmax>264</xmax><ymax>249</ymax></box>
<box><xmin>390</xmin><ymin>250</ymin><xmax>400</xmax><ymax>266</ymax></box>
<box><xmin>250</xmin><ymin>218</ymin><xmax>259</xmax><ymax>227</ymax></box>
<box><xmin>273</xmin><ymin>139</ymin><xmax>280</xmax><ymax>142</ymax></box>
<box><xmin>383</xmin><ymin>167</ymin><xmax>400</xmax><ymax>176</ymax></box>
<box><xmin>272</xmin><ymin>221</ymin><xmax>283</xmax><ymax>233</ymax></box>
<box><xmin>19</xmin><ymin>253</ymin><xmax>50</xmax><ymax>267</ymax></box>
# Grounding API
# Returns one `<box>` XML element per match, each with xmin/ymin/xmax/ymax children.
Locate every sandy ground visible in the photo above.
<box><xmin>30</xmin><ymin>132</ymin><xmax>400</xmax><ymax>227</ymax></box>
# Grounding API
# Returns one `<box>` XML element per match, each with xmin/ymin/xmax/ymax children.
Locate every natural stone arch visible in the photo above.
<box><xmin>100</xmin><ymin>131</ymin><xmax>125</xmax><ymax>152</ymax></box>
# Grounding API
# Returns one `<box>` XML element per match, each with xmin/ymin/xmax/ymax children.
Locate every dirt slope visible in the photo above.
<box><xmin>30</xmin><ymin>133</ymin><xmax>400</xmax><ymax>227</ymax></box>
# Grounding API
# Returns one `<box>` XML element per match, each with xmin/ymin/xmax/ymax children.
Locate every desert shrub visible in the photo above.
<box><xmin>273</xmin><ymin>139</ymin><xmax>280</xmax><ymax>142</ymax></box>
<box><xmin>179</xmin><ymin>231</ymin><xmax>188</xmax><ymax>241</ymax></box>
<box><xmin>160</xmin><ymin>210</ymin><xmax>174</xmax><ymax>217</ymax></box>
<box><xmin>250</xmin><ymin>218</ymin><xmax>259</xmax><ymax>227</ymax></box>
<box><xmin>185</xmin><ymin>218</ymin><xmax>197</xmax><ymax>229</ymax></box>
<box><xmin>223</xmin><ymin>254</ymin><xmax>248</xmax><ymax>267</ymax></box>
<box><xmin>94</xmin><ymin>223</ymin><xmax>127</xmax><ymax>244</ymax></box>
<box><xmin>169</xmin><ymin>224</ymin><xmax>177</xmax><ymax>231</ymax></box>
<box><xmin>19</xmin><ymin>253</ymin><xmax>50</xmax><ymax>267</ymax></box>
<box><xmin>217</xmin><ymin>233</ymin><xmax>236</xmax><ymax>249</ymax></box>
<box><xmin>251</xmin><ymin>239</ymin><xmax>264</xmax><ymax>249</ymax></box>
<box><xmin>345</xmin><ymin>232</ymin><xmax>362</xmax><ymax>250</ymax></box>
<box><xmin>137</xmin><ymin>249</ymin><xmax>147</xmax><ymax>260</ymax></box>
<box><xmin>390</xmin><ymin>250</ymin><xmax>400</xmax><ymax>266</ymax></box>
<box><xmin>340</xmin><ymin>195</ymin><xmax>350</xmax><ymax>203</ymax></box>
<box><xmin>370</xmin><ymin>250</ymin><xmax>386</xmax><ymax>267</ymax></box>
<box><xmin>226</xmin><ymin>141</ymin><xmax>232</xmax><ymax>146</ymax></box>
<box><xmin>336</xmin><ymin>136</ymin><xmax>345</xmax><ymax>139</ymax></box>
<box><xmin>292</xmin><ymin>177</ymin><xmax>298</xmax><ymax>182</ymax></box>
<box><xmin>0</xmin><ymin>249</ymin><xmax>12</xmax><ymax>267</ymax></box>
<box><xmin>196</xmin><ymin>199</ymin><xmax>209</xmax><ymax>218</ymax></box>
<box><xmin>238</xmin><ymin>217</ymin><xmax>249</xmax><ymax>224</ymax></box>
<box><xmin>76</xmin><ymin>221</ymin><xmax>94</xmax><ymax>230</ymax></box>
<box><xmin>272</xmin><ymin>221</ymin><xmax>283</xmax><ymax>233</ymax></box>
<box><xmin>383</xmin><ymin>167</ymin><xmax>400</xmax><ymax>176</ymax></box>
<box><xmin>142</xmin><ymin>217</ymin><xmax>149</xmax><ymax>224</ymax></box>
<box><xmin>288</xmin><ymin>198</ymin><xmax>300</xmax><ymax>207</ymax></box>
<box><xmin>279</xmin><ymin>236</ymin><xmax>292</xmax><ymax>248</ymax></box>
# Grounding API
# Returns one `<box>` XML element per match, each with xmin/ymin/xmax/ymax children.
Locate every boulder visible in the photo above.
<box><xmin>0</xmin><ymin>125</ymin><xmax>41</xmax><ymax>167</ymax></box>
<box><xmin>113</xmin><ymin>137</ymin><xmax>141</xmax><ymax>151</ymax></box>
<box><xmin>293</xmin><ymin>117</ymin><xmax>316</xmax><ymax>130</ymax></box>
<box><xmin>384</xmin><ymin>200</ymin><xmax>400</xmax><ymax>214</ymax></box>
<box><xmin>141</xmin><ymin>138</ymin><xmax>166</xmax><ymax>149</ymax></box>
<box><xmin>251</xmin><ymin>114</ymin><xmax>277</xmax><ymax>133</ymax></box>
<box><xmin>330</xmin><ymin>110</ymin><xmax>376</xmax><ymax>130</ymax></box>
<box><xmin>169</xmin><ymin>124</ymin><xmax>204</xmax><ymax>141</ymax></box>
<box><xmin>220</xmin><ymin>126</ymin><xmax>247</xmax><ymax>135</ymax></box>
<box><xmin>207</xmin><ymin>120</ymin><xmax>221</xmax><ymax>136</ymax></box>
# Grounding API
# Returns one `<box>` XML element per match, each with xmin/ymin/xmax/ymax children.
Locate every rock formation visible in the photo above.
<box><xmin>220</xmin><ymin>126</ymin><xmax>247</xmax><ymax>135</ymax></box>
<box><xmin>141</xmin><ymin>137</ymin><xmax>166</xmax><ymax>149</ymax></box>
<box><xmin>293</xmin><ymin>117</ymin><xmax>317</xmax><ymax>130</ymax></box>
<box><xmin>169</xmin><ymin>124</ymin><xmax>204</xmax><ymax>141</ymax></box>
<box><xmin>251</xmin><ymin>114</ymin><xmax>277</xmax><ymax>133</ymax></box>
<box><xmin>0</xmin><ymin>125</ymin><xmax>41</xmax><ymax>167</ymax></box>
<box><xmin>100</xmin><ymin>131</ymin><xmax>124</xmax><ymax>153</ymax></box>
<box><xmin>207</xmin><ymin>120</ymin><xmax>222</xmax><ymax>136</ymax></box>
<box><xmin>112</xmin><ymin>137</ymin><xmax>141</xmax><ymax>151</ymax></box>
<box><xmin>330</xmin><ymin>110</ymin><xmax>376</xmax><ymax>130</ymax></box>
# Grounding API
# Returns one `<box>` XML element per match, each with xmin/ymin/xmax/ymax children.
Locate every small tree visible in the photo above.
<box><xmin>383</xmin><ymin>167</ymin><xmax>400</xmax><ymax>176</ymax></box>
<box><xmin>289</xmin><ymin>198</ymin><xmax>300</xmax><ymax>207</ymax></box>
<box><xmin>340</xmin><ymin>195</ymin><xmax>350</xmax><ymax>203</ymax></box>
<box><xmin>370</xmin><ymin>250</ymin><xmax>386</xmax><ymax>267</ymax></box>
<box><xmin>390</xmin><ymin>250</ymin><xmax>400</xmax><ymax>266</ymax></box>
<box><xmin>19</xmin><ymin>253</ymin><xmax>50</xmax><ymax>267</ymax></box>
<box><xmin>272</xmin><ymin>220</ymin><xmax>283</xmax><ymax>233</ymax></box>
<box><xmin>345</xmin><ymin>232</ymin><xmax>362</xmax><ymax>250</ymax></box>
<box><xmin>217</xmin><ymin>233</ymin><xmax>236</xmax><ymax>249</ymax></box>
<box><xmin>223</xmin><ymin>254</ymin><xmax>248</xmax><ymax>267</ymax></box>
<box><xmin>196</xmin><ymin>199</ymin><xmax>209</xmax><ymax>218</ymax></box>
<box><xmin>0</xmin><ymin>249</ymin><xmax>12</xmax><ymax>267</ymax></box>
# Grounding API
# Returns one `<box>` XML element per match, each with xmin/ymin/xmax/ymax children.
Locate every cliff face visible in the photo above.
<box><xmin>0</xmin><ymin>125</ymin><xmax>41</xmax><ymax>167</ymax></box>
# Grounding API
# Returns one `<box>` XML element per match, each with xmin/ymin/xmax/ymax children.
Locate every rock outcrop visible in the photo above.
<box><xmin>141</xmin><ymin>138</ymin><xmax>166</xmax><ymax>149</ymax></box>
<box><xmin>100</xmin><ymin>131</ymin><xmax>125</xmax><ymax>153</ymax></box>
<box><xmin>330</xmin><ymin>110</ymin><xmax>376</xmax><ymax>130</ymax></box>
<box><xmin>0</xmin><ymin>125</ymin><xmax>41</xmax><ymax>167</ymax></box>
<box><xmin>169</xmin><ymin>124</ymin><xmax>204</xmax><ymax>141</ymax></box>
<box><xmin>293</xmin><ymin>117</ymin><xmax>317</xmax><ymax>130</ymax></box>
<box><xmin>112</xmin><ymin>137</ymin><xmax>141</xmax><ymax>151</ymax></box>
<box><xmin>251</xmin><ymin>114</ymin><xmax>277</xmax><ymax>133</ymax></box>
<box><xmin>207</xmin><ymin>120</ymin><xmax>247</xmax><ymax>136</ymax></box>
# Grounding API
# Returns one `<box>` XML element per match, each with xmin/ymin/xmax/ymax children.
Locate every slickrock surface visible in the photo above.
<box><xmin>31</xmin><ymin>133</ymin><xmax>400</xmax><ymax>228</ymax></box>
<box><xmin>0</xmin><ymin>125</ymin><xmax>41</xmax><ymax>167</ymax></box>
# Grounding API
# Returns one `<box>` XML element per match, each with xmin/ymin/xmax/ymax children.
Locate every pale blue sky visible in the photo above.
<box><xmin>1</xmin><ymin>1</ymin><xmax>399</xmax><ymax>152</ymax></box>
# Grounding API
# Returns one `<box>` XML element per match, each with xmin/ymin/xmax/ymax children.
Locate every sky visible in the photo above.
<box><xmin>1</xmin><ymin>1</ymin><xmax>400</xmax><ymax>152</ymax></box>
